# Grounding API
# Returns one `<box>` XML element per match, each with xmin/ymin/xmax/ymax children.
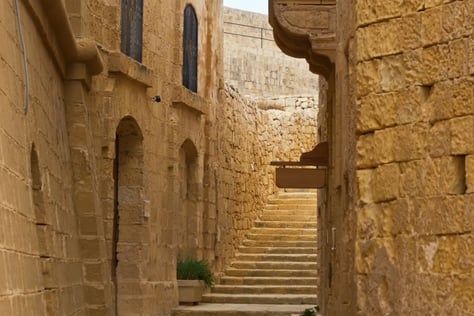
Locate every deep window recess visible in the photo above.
<box><xmin>183</xmin><ymin>5</ymin><xmax>198</xmax><ymax>92</ymax></box>
<box><xmin>121</xmin><ymin>0</ymin><xmax>144</xmax><ymax>62</ymax></box>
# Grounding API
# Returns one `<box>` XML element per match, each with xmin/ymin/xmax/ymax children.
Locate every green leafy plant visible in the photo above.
<box><xmin>300</xmin><ymin>305</ymin><xmax>320</xmax><ymax>316</ymax></box>
<box><xmin>176</xmin><ymin>257</ymin><xmax>215</xmax><ymax>288</ymax></box>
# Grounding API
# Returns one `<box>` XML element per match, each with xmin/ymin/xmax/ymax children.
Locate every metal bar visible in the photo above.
<box><xmin>224</xmin><ymin>31</ymin><xmax>274</xmax><ymax>42</ymax></box>
<box><xmin>224</xmin><ymin>20</ymin><xmax>273</xmax><ymax>31</ymax></box>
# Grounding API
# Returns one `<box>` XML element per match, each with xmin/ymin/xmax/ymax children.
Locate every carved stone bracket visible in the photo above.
<box><xmin>269</xmin><ymin>0</ymin><xmax>337</xmax><ymax>78</ymax></box>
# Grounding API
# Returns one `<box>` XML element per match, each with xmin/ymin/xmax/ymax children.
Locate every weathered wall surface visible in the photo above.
<box><xmin>353</xmin><ymin>1</ymin><xmax>474</xmax><ymax>315</ymax></box>
<box><xmin>214</xmin><ymin>85</ymin><xmax>318</xmax><ymax>273</ymax></box>
<box><xmin>223</xmin><ymin>7</ymin><xmax>319</xmax><ymax>98</ymax></box>
<box><xmin>0</xmin><ymin>1</ymin><xmax>85</xmax><ymax>315</ymax></box>
<box><xmin>0</xmin><ymin>1</ymin><xmax>319</xmax><ymax>315</ymax></box>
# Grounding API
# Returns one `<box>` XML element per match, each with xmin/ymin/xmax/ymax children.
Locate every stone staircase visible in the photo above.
<box><xmin>172</xmin><ymin>190</ymin><xmax>319</xmax><ymax>316</ymax></box>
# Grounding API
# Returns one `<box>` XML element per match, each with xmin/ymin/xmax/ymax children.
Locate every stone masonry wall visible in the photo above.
<box><xmin>0</xmin><ymin>1</ymin><xmax>319</xmax><ymax>315</ymax></box>
<box><xmin>223</xmin><ymin>7</ymin><xmax>319</xmax><ymax>98</ymax></box>
<box><xmin>0</xmin><ymin>1</ymin><xmax>85</xmax><ymax>315</ymax></box>
<box><xmin>214</xmin><ymin>84</ymin><xmax>318</xmax><ymax>273</ymax></box>
<box><xmin>353</xmin><ymin>1</ymin><xmax>474</xmax><ymax>315</ymax></box>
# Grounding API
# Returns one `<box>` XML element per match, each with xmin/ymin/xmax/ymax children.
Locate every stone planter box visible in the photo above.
<box><xmin>177</xmin><ymin>280</ymin><xmax>205</xmax><ymax>304</ymax></box>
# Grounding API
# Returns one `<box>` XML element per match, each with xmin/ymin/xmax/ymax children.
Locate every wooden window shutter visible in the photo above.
<box><xmin>182</xmin><ymin>5</ymin><xmax>198</xmax><ymax>92</ymax></box>
<box><xmin>121</xmin><ymin>0</ymin><xmax>143</xmax><ymax>62</ymax></box>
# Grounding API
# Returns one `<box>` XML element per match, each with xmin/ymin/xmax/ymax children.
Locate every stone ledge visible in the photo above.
<box><xmin>171</xmin><ymin>84</ymin><xmax>208</xmax><ymax>116</ymax></box>
<box><xmin>108</xmin><ymin>52</ymin><xmax>154</xmax><ymax>87</ymax></box>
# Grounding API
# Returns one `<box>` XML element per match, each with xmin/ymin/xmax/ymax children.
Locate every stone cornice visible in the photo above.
<box><xmin>269</xmin><ymin>0</ymin><xmax>336</xmax><ymax>78</ymax></box>
<box><xmin>23</xmin><ymin>0</ymin><xmax>103</xmax><ymax>81</ymax></box>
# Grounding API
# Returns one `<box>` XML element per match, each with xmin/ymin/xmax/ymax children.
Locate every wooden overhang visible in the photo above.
<box><xmin>271</xmin><ymin>142</ymin><xmax>328</xmax><ymax>189</ymax></box>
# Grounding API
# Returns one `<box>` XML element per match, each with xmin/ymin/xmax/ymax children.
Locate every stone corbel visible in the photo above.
<box><xmin>269</xmin><ymin>0</ymin><xmax>337</xmax><ymax>78</ymax></box>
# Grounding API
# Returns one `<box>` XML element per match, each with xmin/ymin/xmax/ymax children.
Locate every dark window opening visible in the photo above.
<box><xmin>183</xmin><ymin>5</ymin><xmax>198</xmax><ymax>92</ymax></box>
<box><xmin>121</xmin><ymin>0</ymin><xmax>143</xmax><ymax>62</ymax></box>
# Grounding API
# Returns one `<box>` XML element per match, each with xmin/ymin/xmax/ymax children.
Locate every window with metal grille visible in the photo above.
<box><xmin>121</xmin><ymin>0</ymin><xmax>143</xmax><ymax>62</ymax></box>
<box><xmin>182</xmin><ymin>5</ymin><xmax>198</xmax><ymax>93</ymax></box>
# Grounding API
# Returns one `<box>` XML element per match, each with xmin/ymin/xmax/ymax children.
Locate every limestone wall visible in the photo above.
<box><xmin>214</xmin><ymin>85</ymin><xmax>318</xmax><ymax>272</ymax></box>
<box><xmin>0</xmin><ymin>1</ymin><xmax>85</xmax><ymax>315</ymax></box>
<box><xmin>353</xmin><ymin>1</ymin><xmax>474</xmax><ymax>315</ymax></box>
<box><xmin>0</xmin><ymin>1</ymin><xmax>319</xmax><ymax>315</ymax></box>
<box><xmin>223</xmin><ymin>7</ymin><xmax>319</xmax><ymax>98</ymax></box>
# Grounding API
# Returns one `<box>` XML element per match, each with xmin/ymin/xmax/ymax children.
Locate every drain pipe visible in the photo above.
<box><xmin>14</xmin><ymin>0</ymin><xmax>30</xmax><ymax>114</ymax></box>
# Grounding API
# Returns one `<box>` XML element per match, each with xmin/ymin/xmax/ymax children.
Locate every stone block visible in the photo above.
<box><xmin>442</xmin><ymin>1</ymin><xmax>469</xmax><ymax>41</ymax></box>
<box><xmin>83</xmin><ymin>285</ymin><xmax>106</xmax><ymax>306</ymax></box>
<box><xmin>73</xmin><ymin>191</ymin><xmax>97</xmax><ymax>215</ymax></box>
<box><xmin>428</xmin><ymin>78</ymin><xmax>474</xmax><ymax>123</ymax></box>
<box><xmin>438</xmin><ymin>156</ymin><xmax>467</xmax><ymax>195</ymax></box>
<box><xmin>459</xmin><ymin>234</ymin><xmax>474</xmax><ymax>274</ymax></box>
<box><xmin>356</xmin><ymin>204</ymin><xmax>382</xmax><ymax>240</ymax></box>
<box><xmin>356</xmin><ymin>0</ymin><xmax>421</xmax><ymax>26</ymax></box>
<box><xmin>450</xmin><ymin>116</ymin><xmax>474</xmax><ymax>155</ymax></box>
<box><xmin>84</xmin><ymin>263</ymin><xmax>104</xmax><ymax>283</ymax></box>
<box><xmin>393</xmin><ymin>123</ymin><xmax>428</xmax><ymax>162</ymax></box>
<box><xmin>418</xmin><ymin>235</ymin><xmax>461</xmax><ymax>274</ymax></box>
<box><xmin>373</xmin><ymin>163</ymin><xmax>400</xmax><ymax>202</ymax></box>
<box><xmin>448</xmin><ymin>38</ymin><xmax>468</xmax><ymax>79</ymax></box>
<box><xmin>79</xmin><ymin>238</ymin><xmax>103</xmax><ymax>259</ymax></box>
<box><xmin>420</xmin><ymin>44</ymin><xmax>449</xmax><ymax>85</ymax></box>
<box><xmin>466</xmin><ymin>156</ymin><xmax>474</xmax><ymax>193</ymax></box>
<box><xmin>401</xmin><ymin>13</ymin><xmax>422</xmax><ymax>50</ymax></box>
<box><xmin>356</xmin><ymin>134</ymin><xmax>376</xmax><ymax>168</ymax></box>
<box><xmin>356</xmin><ymin>60</ymin><xmax>381</xmax><ymax>97</ymax></box>
<box><xmin>470</xmin><ymin>35</ymin><xmax>474</xmax><ymax>75</ymax></box>
<box><xmin>382</xmin><ymin>199</ymin><xmax>412</xmax><ymax>236</ymax></box>
<box><xmin>421</xmin><ymin>7</ymin><xmax>443</xmax><ymax>46</ymax></box>
<box><xmin>379</xmin><ymin>54</ymin><xmax>406</xmax><ymax>92</ymax></box>
<box><xmin>356</xmin><ymin>169</ymin><xmax>374</xmax><ymax>204</ymax></box>
<box><xmin>357</xmin><ymin>19</ymin><xmax>402</xmax><ymax>60</ymax></box>
<box><xmin>413</xmin><ymin>196</ymin><xmax>464</xmax><ymax>235</ymax></box>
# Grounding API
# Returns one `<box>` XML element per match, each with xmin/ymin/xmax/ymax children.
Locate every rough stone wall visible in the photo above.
<box><xmin>0</xmin><ymin>1</ymin><xmax>319</xmax><ymax>315</ymax></box>
<box><xmin>353</xmin><ymin>1</ymin><xmax>474</xmax><ymax>315</ymax></box>
<box><xmin>223</xmin><ymin>7</ymin><xmax>319</xmax><ymax>98</ymax></box>
<box><xmin>80</xmin><ymin>0</ymin><xmax>225</xmax><ymax>314</ymax></box>
<box><xmin>0</xmin><ymin>1</ymin><xmax>85</xmax><ymax>315</ymax></box>
<box><xmin>214</xmin><ymin>85</ymin><xmax>318</xmax><ymax>273</ymax></box>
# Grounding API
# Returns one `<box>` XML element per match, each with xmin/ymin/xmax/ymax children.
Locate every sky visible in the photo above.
<box><xmin>223</xmin><ymin>0</ymin><xmax>269</xmax><ymax>15</ymax></box>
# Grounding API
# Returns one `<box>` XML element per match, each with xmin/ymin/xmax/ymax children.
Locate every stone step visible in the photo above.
<box><xmin>265</xmin><ymin>204</ymin><xmax>316</xmax><ymax>210</ymax></box>
<box><xmin>202</xmin><ymin>293</ymin><xmax>318</xmax><ymax>305</ymax></box>
<box><xmin>249</xmin><ymin>227</ymin><xmax>318</xmax><ymax>235</ymax></box>
<box><xmin>260</xmin><ymin>211</ymin><xmax>316</xmax><ymax>218</ymax></box>
<box><xmin>224</xmin><ymin>268</ymin><xmax>318</xmax><ymax>278</ymax></box>
<box><xmin>267</xmin><ymin>198</ymin><xmax>317</xmax><ymax>205</ymax></box>
<box><xmin>172</xmin><ymin>303</ymin><xmax>317</xmax><ymax>316</ymax></box>
<box><xmin>212</xmin><ymin>285</ymin><xmax>318</xmax><ymax>295</ymax></box>
<box><xmin>242</xmin><ymin>239</ymin><xmax>318</xmax><ymax>248</ymax></box>
<box><xmin>271</xmin><ymin>193</ymin><xmax>317</xmax><ymax>199</ymax></box>
<box><xmin>238</xmin><ymin>246</ymin><xmax>318</xmax><ymax>254</ymax></box>
<box><xmin>220</xmin><ymin>276</ymin><xmax>319</xmax><ymax>286</ymax></box>
<box><xmin>230</xmin><ymin>261</ymin><xmax>318</xmax><ymax>270</ymax></box>
<box><xmin>259</xmin><ymin>214</ymin><xmax>317</xmax><ymax>222</ymax></box>
<box><xmin>255</xmin><ymin>220</ymin><xmax>317</xmax><ymax>229</ymax></box>
<box><xmin>235</xmin><ymin>253</ymin><xmax>317</xmax><ymax>262</ymax></box>
<box><xmin>246</xmin><ymin>233</ymin><xmax>316</xmax><ymax>242</ymax></box>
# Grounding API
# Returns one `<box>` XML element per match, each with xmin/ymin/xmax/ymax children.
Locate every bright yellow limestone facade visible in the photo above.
<box><xmin>270</xmin><ymin>0</ymin><xmax>474</xmax><ymax>315</ymax></box>
<box><xmin>0</xmin><ymin>0</ymin><xmax>319</xmax><ymax>315</ymax></box>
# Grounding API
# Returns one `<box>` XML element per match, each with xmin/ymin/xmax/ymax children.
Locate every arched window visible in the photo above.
<box><xmin>183</xmin><ymin>5</ymin><xmax>198</xmax><ymax>92</ymax></box>
<box><xmin>121</xmin><ymin>0</ymin><xmax>144</xmax><ymax>62</ymax></box>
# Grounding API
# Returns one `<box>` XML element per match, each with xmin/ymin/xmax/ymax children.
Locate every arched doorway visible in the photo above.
<box><xmin>177</xmin><ymin>139</ymin><xmax>201</xmax><ymax>258</ymax></box>
<box><xmin>112</xmin><ymin>116</ymin><xmax>145</xmax><ymax>313</ymax></box>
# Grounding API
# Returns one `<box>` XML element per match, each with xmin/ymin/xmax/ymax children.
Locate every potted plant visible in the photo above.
<box><xmin>176</xmin><ymin>257</ymin><xmax>215</xmax><ymax>304</ymax></box>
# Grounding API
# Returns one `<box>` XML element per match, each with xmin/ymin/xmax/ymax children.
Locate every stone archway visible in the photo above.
<box><xmin>112</xmin><ymin>116</ymin><xmax>146</xmax><ymax>314</ymax></box>
<box><xmin>177</xmin><ymin>139</ymin><xmax>202</xmax><ymax>258</ymax></box>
